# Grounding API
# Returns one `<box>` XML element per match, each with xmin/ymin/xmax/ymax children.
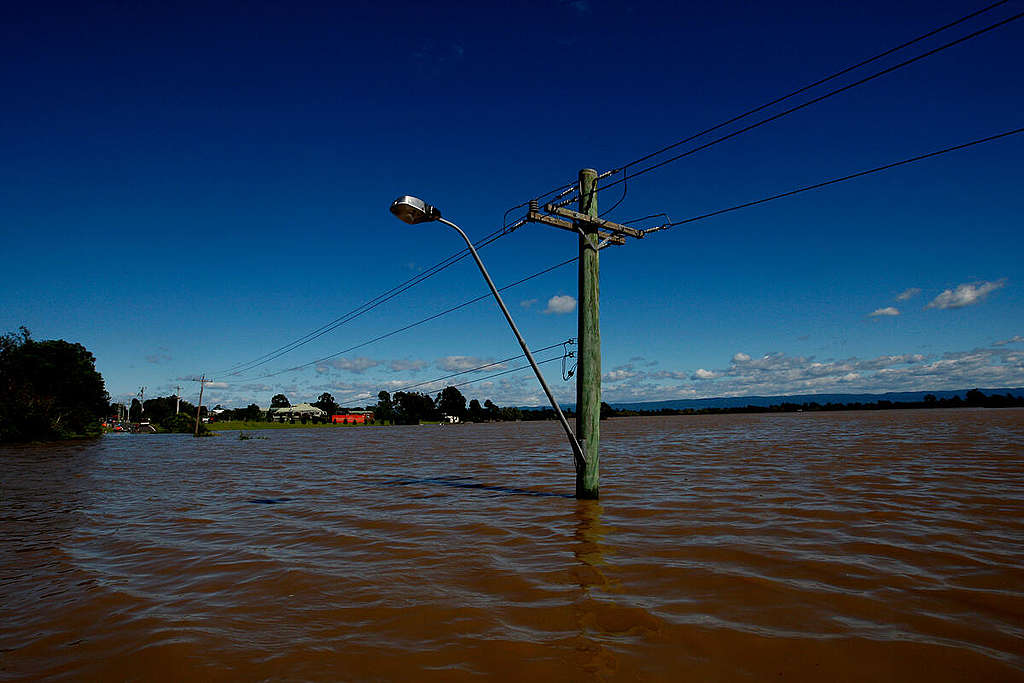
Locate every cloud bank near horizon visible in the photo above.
<box><xmin>145</xmin><ymin>341</ymin><xmax>1024</xmax><ymax>409</ymax></box>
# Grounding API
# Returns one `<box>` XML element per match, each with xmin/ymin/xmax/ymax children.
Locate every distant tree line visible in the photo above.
<box><xmin>208</xmin><ymin>403</ymin><xmax>263</xmax><ymax>422</ymax></box>
<box><xmin>367</xmin><ymin>386</ymin><xmax>1023</xmax><ymax>426</ymax></box>
<box><xmin>109</xmin><ymin>394</ymin><xmax>211</xmax><ymax>434</ymax></box>
<box><xmin>600</xmin><ymin>389</ymin><xmax>1024</xmax><ymax>418</ymax></box>
<box><xmin>372</xmin><ymin>386</ymin><xmax>584</xmax><ymax>425</ymax></box>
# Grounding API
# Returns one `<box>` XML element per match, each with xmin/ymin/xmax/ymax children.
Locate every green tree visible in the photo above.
<box><xmin>313</xmin><ymin>392</ymin><xmax>340</xmax><ymax>417</ymax></box>
<box><xmin>392</xmin><ymin>391</ymin><xmax>437</xmax><ymax>425</ymax></box>
<box><xmin>484</xmin><ymin>399</ymin><xmax>499</xmax><ymax>421</ymax></box>
<box><xmin>0</xmin><ymin>328</ymin><xmax>110</xmax><ymax>441</ymax></box>
<box><xmin>375</xmin><ymin>390</ymin><xmax>394</xmax><ymax>423</ymax></box>
<box><xmin>435</xmin><ymin>385</ymin><xmax>467</xmax><ymax>421</ymax></box>
<box><xmin>271</xmin><ymin>393</ymin><xmax>290</xmax><ymax>408</ymax></box>
<box><xmin>141</xmin><ymin>395</ymin><xmax>186</xmax><ymax>424</ymax></box>
<box><xmin>159</xmin><ymin>413</ymin><xmax>208</xmax><ymax>435</ymax></box>
<box><xmin>499</xmin><ymin>406</ymin><xmax>522</xmax><ymax>421</ymax></box>
<box><xmin>965</xmin><ymin>388</ymin><xmax>986</xmax><ymax>406</ymax></box>
<box><xmin>467</xmin><ymin>398</ymin><xmax>483</xmax><ymax>423</ymax></box>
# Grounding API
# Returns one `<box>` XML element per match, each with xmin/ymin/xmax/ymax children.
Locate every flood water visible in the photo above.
<box><xmin>2</xmin><ymin>409</ymin><xmax>1023</xmax><ymax>681</ymax></box>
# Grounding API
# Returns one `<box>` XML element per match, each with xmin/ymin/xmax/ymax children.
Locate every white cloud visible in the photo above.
<box><xmin>544</xmin><ymin>295</ymin><xmax>576</xmax><ymax>314</ymax></box>
<box><xmin>520</xmin><ymin>298</ymin><xmax>538</xmax><ymax>309</ymax></box>
<box><xmin>732</xmin><ymin>352</ymin><xmax>751</xmax><ymax>363</ymax></box>
<box><xmin>652</xmin><ymin>370</ymin><xmax>689</xmax><ymax>380</ymax></box>
<box><xmin>388</xmin><ymin>359</ymin><xmax>427</xmax><ymax>372</ymax></box>
<box><xmin>856</xmin><ymin>354</ymin><xmax>925</xmax><ymax>370</ymax></box>
<box><xmin>896</xmin><ymin>288</ymin><xmax>921</xmax><ymax>301</ymax></box>
<box><xmin>237</xmin><ymin>383</ymin><xmax>272</xmax><ymax>395</ymax></box>
<box><xmin>927</xmin><ymin>279</ymin><xmax>1006</xmax><ymax>309</ymax></box>
<box><xmin>993</xmin><ymin>335</ymin><xmax>1024</xmax><ymax>346</ymax></box>
<box><xmin>643</xmin><ymin>348</ymin><xmax>1024</xmax><ymax>399</ymax></box>
<box><xmin>436</xmin><ymin>356</ymin><xmax>505</xmax><ymax>372</ymax></box>
<box><xmin>316</xmin><ymin>357</ymin><xmax>380</xmax><ymax>374</ymax></box>
<box><xmin>870</xmin><ymin>306</ymin><xmax>900</xmax><ymax>317</ymax></box>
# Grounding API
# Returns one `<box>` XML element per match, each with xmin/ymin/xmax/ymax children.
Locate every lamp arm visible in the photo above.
<box><xmin>438</xmin><ymin>217</ymin><xmax>587</xmax><ymax>472</ymax></box>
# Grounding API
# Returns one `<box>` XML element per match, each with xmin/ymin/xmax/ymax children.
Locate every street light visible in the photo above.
<box><xmin>389</xmin><ymin>195</ymin><xmax>587</xmax><ymax>474</ymax></box>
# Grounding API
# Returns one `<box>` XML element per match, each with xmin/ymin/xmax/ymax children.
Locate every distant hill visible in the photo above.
<box><xmin>607</xmin><ymin>387</ymin><xmax>1024</xmax><ymax>412</ymax></box>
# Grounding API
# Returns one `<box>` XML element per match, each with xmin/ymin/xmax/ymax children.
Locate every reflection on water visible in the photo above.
<box><xmin>379</xmin><ymin>475</ymin><xmax>574</xmax><ymax>498</ymax></box>
<box><xmin>1</xmin><ymin>409</ymin><xmax>1023</xmax><ymax>681</ymax></box>
<box><xmin>570</xmin><ymin>501</ymin><xmax>618</xmax><ymax>679</ymax></box>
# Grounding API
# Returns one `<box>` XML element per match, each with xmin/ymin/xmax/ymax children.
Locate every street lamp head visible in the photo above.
<box><xmin>390</xmin><ymin>195</ymin><xmax>441</xmax><ymax>225</ymax></box>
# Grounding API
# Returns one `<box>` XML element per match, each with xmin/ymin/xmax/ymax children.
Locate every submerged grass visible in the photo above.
<box><xmin>208</xmin><ymin>420</ymin><xmax>376</xmax><ymax>431</ymax></box>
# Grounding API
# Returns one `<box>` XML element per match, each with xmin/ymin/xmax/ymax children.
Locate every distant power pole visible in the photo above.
<box><xmin>192</xmin><ymin>375</ymin><xmax>213</xmax><ymax>436</ymax></box>
<box><xmin>175</xmin><ymin>385</ymin><xmax>182</xmax><ymax>415</ymax></box>
<box><xmin>526</xmin><ymin>169</ymin><xmax>645</xmax><ymax>499</ymax></box>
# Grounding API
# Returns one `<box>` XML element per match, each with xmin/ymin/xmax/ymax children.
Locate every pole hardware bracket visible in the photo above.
<box><xmin>525</xmin><ymin>210</ymin><xmax>626</xmax><ymax>245</ymax></box>
<box><xmin>543</xmin><ymin>204</ymin><xmax>645</xmax><ymax>239</ymax></box>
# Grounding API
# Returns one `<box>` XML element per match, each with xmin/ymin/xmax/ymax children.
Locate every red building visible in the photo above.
<box><xmin>331</xmin><ymin>412</ymin><xmax>373</xmax><ymax>424</ymax></box>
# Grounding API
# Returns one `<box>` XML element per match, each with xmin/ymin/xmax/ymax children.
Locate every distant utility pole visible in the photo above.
<box><xmin>192</xmin><ymin>375</ymin><xmax>213</xmax><ymax>436</ymax></box>
<box><xmin>526</xmin><ymin>168</ymin><xmax>645</xmax><ymax>499</ymax></box>
<box><xmin>138</xmin><ymin>386</ymin><xmax>146</xmax><ymax>419</ymax></box>
<box><xmin>175</xmin><ymin>385</ymin><xmax>182</xmax><ymax>414</ymax></box>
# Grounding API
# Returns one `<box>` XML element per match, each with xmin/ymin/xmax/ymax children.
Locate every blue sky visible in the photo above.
<box><xmin>2</xmin><ymin>0</ymin><xmax>1022</xmax><ymax>409</ymax></box>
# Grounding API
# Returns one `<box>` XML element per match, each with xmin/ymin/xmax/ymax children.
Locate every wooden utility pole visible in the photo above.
<box><xmin>576</xmin><ymin>169</ymin><xmax>601</xmax><ymax>499</ymax></box>
<box><xmin>193</xmin><ymin>375</ymin><xmax>212</xmax><ymax>436</ymax></box>
<box><xmin>525</xmin><ymin>168</ymin><xmax>648</xmax><ymax>499</ymax></box>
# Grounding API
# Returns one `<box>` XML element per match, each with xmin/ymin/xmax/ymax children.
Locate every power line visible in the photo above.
<box><xmin>599</xmin><ymin>9</ymin><xmax>1023</xmax><ymax>192</ymax></box>
<box><xmin>220</xmin><ymin>5</ymin><xmax>1021</xmax><ymax>386</ymax></box>
<box><xmin>221</xmin><ymin>227</ymin><xmax>508</xmax><ymax>375</ymax></box>
<box><xmin>655</xmin><ymin>126</ymin><xmax>1023</xmax><ymax>229</ymax></box>
<box><xmin>218</xmin><ymin>224</ymin><xmax>512</xmax><ymax>377</ymax></box>
<box><xmin>242</xmin><ymin>256</ymin><xmax>580</xmax><ymax>381</ymax></box>
<box><xmin>509</xmin><ymin>1</ymin><xmax>1013</xmax><ymax>215</ymax></box>
<box><xmin>390</xmin><ymin>341</ymin><xmax>571</xmax><ymax>393</ymax></box>
<box><xmin>446</xmin><ymin>355</ymin><xmax>564</xmax><ymax>391</ymax></box>
<box><xmin>599</xmin><ymin>176</ymin><xmax>627</xmax><ymax>218</ymax></box>
<box><xmin>331</xmin><ymin>340</ymin><xmax>573</xmax><ymax>404</ymax></box>
<box><xmin>609</xmin><ymin>1</ymin><xmax>1013</xmax><ymax>179</ymax></box>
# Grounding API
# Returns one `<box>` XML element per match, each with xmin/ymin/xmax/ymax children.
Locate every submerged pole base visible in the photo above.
<box><xmin>574</xmin><ymin>438</ymin><xmax>599</xmax><ymax>499</ymax></box>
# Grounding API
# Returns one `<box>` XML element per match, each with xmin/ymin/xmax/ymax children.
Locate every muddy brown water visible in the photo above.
<box><xmin>2</xmin><ymin>409</ymin><xmax>1022</xmax><ymax>681</ymax></box>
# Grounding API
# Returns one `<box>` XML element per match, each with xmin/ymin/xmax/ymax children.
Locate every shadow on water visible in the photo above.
<box><xmin>377</xmin><ymin>475</ymin><xmax>575</xmax><ymax>499</ymax></box>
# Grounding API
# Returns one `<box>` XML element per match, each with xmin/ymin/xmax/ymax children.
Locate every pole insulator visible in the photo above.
<box><xmin>529</xmin><ymin>199</ymin><xmax>539</xmax><ymax>213</ymax></box>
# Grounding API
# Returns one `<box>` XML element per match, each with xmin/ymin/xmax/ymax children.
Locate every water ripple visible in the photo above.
<box><xmin>1</xmin><ymin>409</ymin><xmax>1022</xmax><ymax>680</ymax></box>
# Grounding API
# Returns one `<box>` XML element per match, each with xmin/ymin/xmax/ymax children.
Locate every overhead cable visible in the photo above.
<box><xmin>654</xmin><ymin>127</ymin><xmax>1024</xmax><ymax>230</ymax></box>
<box><xmin>509</xmin><ymin>1</ymin><xmax>1013</xmax><ymax>214</ymax></box>
<box><xmin>447</xmin><ymin>355</ymin><xmax>564</xmax><ymax>391</ymax></box>
<box><xmin>608</xmin><ymin>1</ymin><xmax>1013</xmax><ymax>179</ymax></box>
<box><xmin>600</xmin><ymin>9</ymin><xmax>1024</xmax><ymax>192</ymax></box>
<box><xmin>218</xmin><ymin>224</ymin><xmax>512</xmax><ymax>377</ymax></box>
<box><xmin>243</xmin><ymin>256</ymin><xmax>580</xmax><ymax>380</ymax></box>
<box><xmin>330</xmin><ymin>340</ymin><xmax>574</xmax><ymax>405</ymax></box>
